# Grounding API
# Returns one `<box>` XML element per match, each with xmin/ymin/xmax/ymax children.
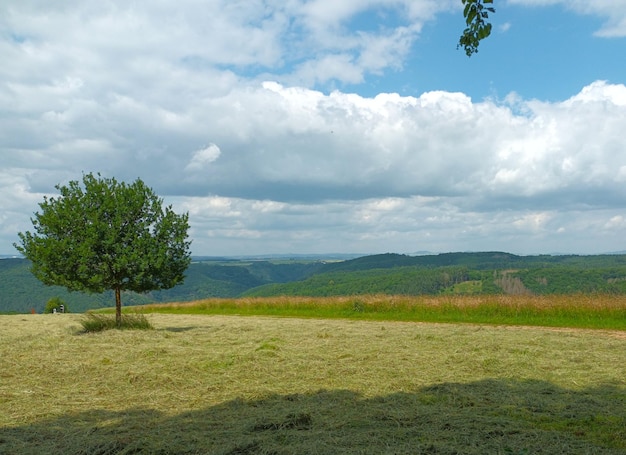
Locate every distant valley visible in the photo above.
<box><xmin>3</xmin><ymin>251</ymin><xmax>626</xmax><ymax>313</ymax></box>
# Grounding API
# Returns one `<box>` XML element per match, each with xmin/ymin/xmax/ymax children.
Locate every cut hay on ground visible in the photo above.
<box><xmin>1</xmin><ymin>314</ymin><xmax>624</xmax><ymax>454</ymax></box>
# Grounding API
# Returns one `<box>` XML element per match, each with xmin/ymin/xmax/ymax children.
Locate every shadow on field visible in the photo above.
<box><xmin>1</xmin><ymin>379</ymin><xmax>624</xmax><ymax>454</ymax></box>
<box><xmin>162</xmin><ymin>326</ymin><xmax>198</xmax><ymax>333</ymax></box>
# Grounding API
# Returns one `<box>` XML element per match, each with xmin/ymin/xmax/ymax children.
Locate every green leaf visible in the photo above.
<box><xmin>457</xmin><ymin>0</ymin><xmax>496</xmax><ymax>57</ymax></box>
<box><xmin>14</xmin><ymin>172</ymin><xmax>192</xmax><ymax>315</ymax></box>
<box><xmin>466</xmin><ymin>7</ymin><xmax>477</xmax><ymax>25</ymax></box>
<box><xmin>463</xmin><ymin>2</ymin><xmax>473</xmax><ymax>18</ymax></box>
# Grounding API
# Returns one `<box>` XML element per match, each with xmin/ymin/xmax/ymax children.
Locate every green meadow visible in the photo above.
<box><xmin>1</xmin><ymin>296</ymin><xmax>625</xmax><ymax>454</ymax></box>
<box><xmin>133</xmin><ymin>294</ymin><xmax>626</xmax><ymax>331</ymax></box>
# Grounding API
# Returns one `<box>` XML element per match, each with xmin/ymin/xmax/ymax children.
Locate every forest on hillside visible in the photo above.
<box><xmin>3</xmin><ymin>252</ymin><xmax>626</xmax><ymax>313</ymax></box>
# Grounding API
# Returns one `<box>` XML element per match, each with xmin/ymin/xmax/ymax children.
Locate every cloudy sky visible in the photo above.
<box><xmin>2</xmin><ymin>0</ymin><xmax>626</xmax><ymax>257</ymax></box>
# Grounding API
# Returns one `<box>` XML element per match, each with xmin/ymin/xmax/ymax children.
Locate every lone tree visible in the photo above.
<box><xmin>15</xmin><ymin>173</ymin><xmax>191</xmax><ymax>326</ymax></box>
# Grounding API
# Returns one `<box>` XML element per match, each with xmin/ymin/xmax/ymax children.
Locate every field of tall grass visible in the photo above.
<box><xmin>1</xmin><ymin>307</ymin><xmax>625</xmax><ymax>454</ymax></box>
<box><xmin>133</xmin><ymin>294</ymin><xmax>626</xmax><ymax>330</ymax></box>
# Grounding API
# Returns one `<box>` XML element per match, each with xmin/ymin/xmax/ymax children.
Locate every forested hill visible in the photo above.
<box><xmin>243</xmin><ymin>253</ymin><xmax>626</xmax><ymax>298</ymax></box>
<box><xmin>0</xmin><ymin>258</ymin><xmax>323</xmax><ymax>313</ymax></box>
<box><xmin>3</xmin><ymin>252</ymin><xmax>626</xmax><ymax>313</ymax></box>
<box><xmin>320</xmin><ymin>252</ymin><xmax>626</xmax><ymax>272</ymax></box>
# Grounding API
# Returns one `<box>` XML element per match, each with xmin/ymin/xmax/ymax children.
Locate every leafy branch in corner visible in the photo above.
<box><xmin>459</xmin><ymin>0</ymin><xmax>495</xmax><ymax>56</ymax></box>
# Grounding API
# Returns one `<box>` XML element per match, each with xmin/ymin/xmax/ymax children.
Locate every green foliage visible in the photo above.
<box><xmin>6</xmin><ymin>253</ymin><xmax>626</xmax><ymax>313</ymax></box>
<box><xmin>14</xmin><ymin>173</ymin><xmax>191</xmax><ymax>324</ymax></box>
<box><xmin>44</xmin><ymin>296</ymin><xmax>67</xmax><ymax>314</ymax></box>
<box><xmin>138</xmin><ymin>295</ymin><xmax>626</xmax><ymax>331</ymax></box>
<box><xmin>442</xmin><ymin>280</ymin><xmax>482</xmax><ymax>295</ymax></box>
<box><xmin>0</xmin><ymin>258</ymin><xmax>318</xmax><ymax>313</ymax></box>
<box><xmin>459</xmin><ymin>0</ymin><xmax>495</xmax><ymax>56</ymax></box>
<box><xmin>514</xmin><ymin>266</ymin><xmax>626</xmax><ymax>294</ymax></box>
<box><xmin>246</xmin><ymin>260</ymin><xmax>324</xmax><ymax>283</ymax></box>
<box><xmin>244</xmin><ymin>266</ymin><xmax>471</xmax><ymax>297</ymax></box>
<box><xmin>319</xmin><ymin>251</ymin><xmax>626</xmax><ymax>273</ymax></box>
<box><xmin>244</xmin><ymin>255</ymin><xmax>626</xmax><ymax>299</ymax></box>
<box><xmin>80</xmin><ymin>312</ymin><xmax>153</xmax><ymax>332</ymax></box>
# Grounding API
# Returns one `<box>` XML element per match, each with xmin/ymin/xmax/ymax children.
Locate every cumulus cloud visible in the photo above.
<box><xmin>168</xmin><ymin>81</ymin><xmax>625</xmax><ymax>210</ymax></box>
<box><xmin>3</xmin><ymin>75</ymin><xmax>626</xmax><ymax>254</ymax></box>
<box><xmin>185</xmin><ymin>144</ymin><xmax>222</xmax><ymax>172</ymax></box>
<box><xmin>1</xmin><ymin>1</ymin><xmax>625</xmax><ymax>256</ymax></box>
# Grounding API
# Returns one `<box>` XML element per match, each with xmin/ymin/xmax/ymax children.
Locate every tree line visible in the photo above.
<box><xmin>6</xmin><ymin>255</ymin><xmax>626</xmax><ymax>314</ymax></box>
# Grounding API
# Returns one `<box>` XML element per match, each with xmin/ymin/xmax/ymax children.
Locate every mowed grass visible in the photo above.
<box><xmin>133</xmin><ymin>294</ymin><xmax>626</xmax><ymax>331</ymax></box>
<box><xmin>1</xmin><ymin>313</ymin><xmax>625</xmax><ymax>454</ymax></box>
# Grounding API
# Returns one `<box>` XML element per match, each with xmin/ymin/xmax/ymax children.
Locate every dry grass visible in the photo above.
<box><xmin>1</xmin><ymin>313</ymin><xmax>625</xmax><ymax>454</ymax></box>
<box><xmin>135</xmin><ymin>294</ymin><xmax>626</xmax><ymax>330</ymax></box>
<box><xmin>136</xmin><ymin>293</ymin><xmax>626</xmax><ymax>310</ymax></box>
<box><xmin>79</xmin><ymin>312</ymin><xmax>154</xmax><ymax>332</ymax></box>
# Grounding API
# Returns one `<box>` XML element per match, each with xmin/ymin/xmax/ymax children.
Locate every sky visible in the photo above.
<box><xmin>1</xmin><ymin>0</ymin><xmax>626</xmax><ymax>257</ymax></box>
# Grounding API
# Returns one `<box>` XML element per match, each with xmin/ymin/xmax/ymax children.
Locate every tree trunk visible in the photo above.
<box><xmin>115</xmin><ymin>287</ymin><xmax>122</xmax><ymax>327</ymax></box>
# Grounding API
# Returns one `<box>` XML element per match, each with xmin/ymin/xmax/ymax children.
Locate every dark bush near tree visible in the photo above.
<box><xmin>44</xmin><ymin>297</ymin><xmax>67</xmax><ymax>314</ymax></box>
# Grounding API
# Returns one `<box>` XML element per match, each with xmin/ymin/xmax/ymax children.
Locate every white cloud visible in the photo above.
<box><xmin>4</xmin><ymin>77</ymin><xmax>626</xmax><ymax>254</ymax></box>
<box><xmin>1</xmin><ymin>1</ymin><xmax>626</xmax><ymax>256</ymax></box>
<box><xmin>185</xmin><ymin>144</ymin><xmax>222</xmax><ymax>172</ymax></box>
<box><xmin>605</xmin><ymin>215</ymin><xmax>626</xmax><ymax>230</ymax></box>
<box><xmin>512</xmin><ymin>212</ymin><xmax>551</xmax><ymax>232</ymax></box>
<box><xmin>565</xmin><ymin>80</ymin><xmax>626</xmax><ymax>105</ymax></box>
<box><xmin>499</xmin><ymin>22</ymin><xmax>512</xmax><ymax>33</ymax></box>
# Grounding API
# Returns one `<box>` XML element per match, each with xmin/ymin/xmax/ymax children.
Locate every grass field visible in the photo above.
<box><xmin>132</xmin><ymin>294</ymin><xmax>626</xmax><ymax>331</ymax></box>
<box><xmin>1</xmin><ymin>311</ymin><xmax>625</xmax><ymax>454</ymax></box>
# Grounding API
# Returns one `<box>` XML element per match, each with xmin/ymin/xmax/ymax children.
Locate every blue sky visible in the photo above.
<box><xmin>1</xmin><ymin>1</ymin><xmax>626</xmax><ymax>256</ymax></box>
<box><xmin>323</xmin><ymin>3</ymin><xmax>626</xmax><ymax>101</ymax></box>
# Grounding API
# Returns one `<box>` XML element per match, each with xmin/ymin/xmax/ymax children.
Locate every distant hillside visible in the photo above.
<box><xmin>318</xmin><ymin>251</ymin><xmax>626</xmax><ymax>272</ymax></box>
<box><xmin>0</xmin><ymin>258</ymin><xmax>323</xmax><ymax>313</ymax></box>
<box><xmin>243</xmin><ymin>266</ymin><xmax>476</xmax><ymax>297</ymax></box>
<box><xmin>3</xmin><ymin>252</ymin><xmax>626</xmax><ymax>313</ymax></box>
<box><xmin>244</xmin><ymin>252</ymin><xmax>626</xmax><ymax>297</ymax></box>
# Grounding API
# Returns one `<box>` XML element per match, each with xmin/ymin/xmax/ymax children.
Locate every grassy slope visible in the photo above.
<box><xmin>1</xmin><ymin>314</ymin><xmax>624</xmax><ymax>454</ymax></box>
<box><xmin>133</xmin><ymin>294</ymin><xmax>626</xmax><ymax>331</ymax></box>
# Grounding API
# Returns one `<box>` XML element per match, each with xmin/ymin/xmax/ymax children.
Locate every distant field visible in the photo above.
<box><xmin>131</xmin><ymin>294</ymin><xmax>626</xmax><ymax>331</ymax></box>
<box><xmin>1</xmin><ymin>313</ymin><xmax>624</xmax><ymax>454</ymax></box>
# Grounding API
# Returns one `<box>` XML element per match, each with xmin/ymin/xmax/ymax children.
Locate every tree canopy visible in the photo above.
<box><xmin>15</xmin><ymin>173</ymin><xmax>191</xmax><ymax>325</ymax></box>
<box><xmin>459</xmin><ymin>0</ymin><xmax>495</xmax><ymax>56</ymax></box>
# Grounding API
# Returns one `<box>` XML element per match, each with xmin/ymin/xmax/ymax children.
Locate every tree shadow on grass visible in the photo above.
<box><xmin>1</xmin><ymin>379</ymin><xmax>624</xmax><ymax>455</ymax></box>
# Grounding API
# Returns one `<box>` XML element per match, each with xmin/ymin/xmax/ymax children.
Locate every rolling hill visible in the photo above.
<box><xmin>3</xmin><ymin>252</ymin><xmax>626</xmax><ymax>313</ymax></box>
